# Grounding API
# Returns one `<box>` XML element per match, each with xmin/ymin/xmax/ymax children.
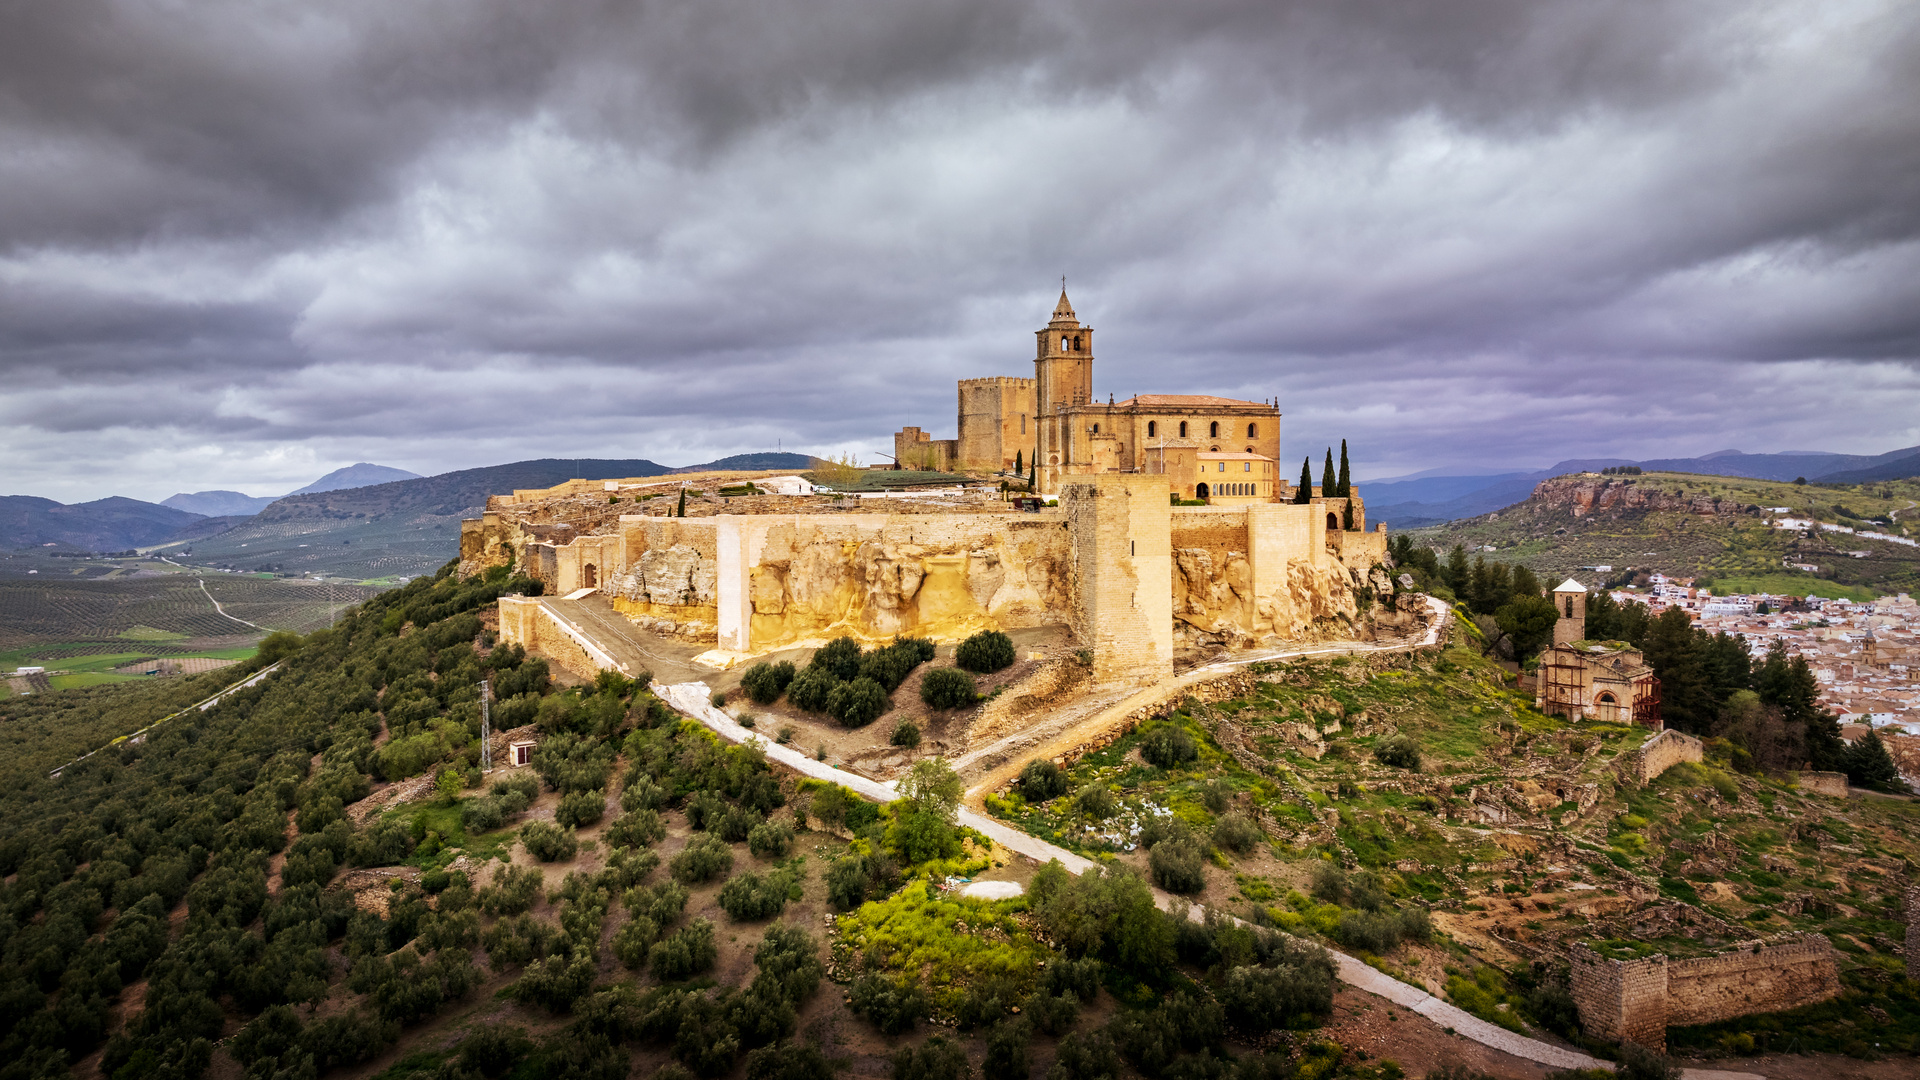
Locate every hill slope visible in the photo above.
<box><xmin>0</xmin><ymin>495</ymin><xmax>205</xmax><ymax>552</ymax></box>
<box><xmin>160</xmin><ymin>490</ymin><xmax>281</xmax><ymax>516</ymax></box>
<box><xmin>285</xmin><ymin>462</ymin><xmax>423</xmax><ymax>495</ymax></box>
<box><xmin>1413</xmin><ymin>471</ymin><xmax>1920</xmax><ymax>595</ymax></box>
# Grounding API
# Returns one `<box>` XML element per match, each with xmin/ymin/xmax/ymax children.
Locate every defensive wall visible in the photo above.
<box><xmin>484</xmin><ymin>474</ymin><xmax>1391</xmax><ymax>687</ymax></box>
<box><xmin>1569</xmin><ymin>934</ymin><xmax>1841</xmax><ymax>1051</ymax></box>
<box><xmin>1796</xmin><ymin>770</ymin><xmax>1851</xmax><ymax>798</ymax></box>
<box><xmin>1618</xmin><ymin>728</ymin><xmax>1704</xmax><ymax>786</ymax></box>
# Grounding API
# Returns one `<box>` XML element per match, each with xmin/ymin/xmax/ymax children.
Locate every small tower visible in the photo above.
<box><xmin>1553</xmin><ymin>578</ymin><xmax>1587</xmax><ymax>647</ymax></box>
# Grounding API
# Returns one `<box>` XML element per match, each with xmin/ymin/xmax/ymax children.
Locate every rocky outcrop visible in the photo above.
<box><xmin>1528</xmin><ymin>476</ymin><xmax>1760</xmax><ymax>519</ymax></box>
<box><xmin>1171</xmin><ymin>548</ymin><xmax>1361</xmax><ymax>649</ymax></box>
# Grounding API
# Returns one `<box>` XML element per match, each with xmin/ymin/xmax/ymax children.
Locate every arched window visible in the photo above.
<box><xmin>1021</xmin><ymin>414</ymin><xmax>1026</xmax><ymax>433</ymax></box>
<box><xmin>1092</xmin><ymin>423</ymin><xmax>1100</xmax><ymax>434</ymax></box>
<box><xmin>1327</xmin><ymin>513</ymin><xmax>1339</xmax><ymax>531</ymax></box>
<box><xmin>1178</xmin><ymin>421</ymin><xmax>1188</xmax><ymax>437</ymax></box>
<box><xmin>1245</xmin><ymin>446</ymin><xmax>1254</xmax><ymax>454</ymax></box>
<box><xmin>1073</xmin><ymin>334</ymin><xmax>1082</xmax><ymax>350</ymax></box>
<box><xmin>1147</xmin><ymin>421</ymin><xmax>1157</xmax><ymax>437</ymax></box>
<box><xmin>1209</xmin><ymin>421</ymin><xmax>1219</xmax><ymax>438</ymax></box>
<box><xmin>1596</xmin><ymin>692</ymin><xmax>1617</xmax><ymax>704</ymax></box>
<box><xmin>1564</xmin><ymin>596</ymin><xmax>1574</xmax><ymax>618</ymax></box>
<box><xmin>1197</xmin><ymin>483</ymin><xmax>1210</xmax><ymax>499</ymax></box>
<box><xmin>1248</xmin><ymin>423</ymin><xmax>1258</xmax><ymax>438</ymax></box>
<box><xmin>1061</xmin><ymin>335</ymin><xmax>1070</xmax><ymax>351</ymax></box>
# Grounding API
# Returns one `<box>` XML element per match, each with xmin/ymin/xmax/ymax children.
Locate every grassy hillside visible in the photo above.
<box><xmin>1416</xmin><ymin>471</ymin><xmax>1920</xmax><ymax>595</ymax></box>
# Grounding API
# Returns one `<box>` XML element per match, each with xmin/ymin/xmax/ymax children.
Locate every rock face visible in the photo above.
<box><xmin>1529</xmin><ymin>476</ymin><xmax>1760</xmax><ymax>519</ymax></box>
<box><xmin>1172</xmin><ymin>546</ymin><xmax>1361</xmax><ymax>648</ymax></box>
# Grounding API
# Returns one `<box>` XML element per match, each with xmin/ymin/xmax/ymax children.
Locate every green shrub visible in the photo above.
<box><xmin>521</xmin><ymin>820</ymin><xmax>578</xmax><ymax>862</ymax></box>
<box><xmin>956</xmin><ymin>629</ymin><xmax>1017</xmax><ymax>673</ymax></box>
<box><xmin>461</xmin><ymin>796</ymin><xmax>507</xmax><ymax>832</ymax></box>
<box><xmin>649</xmin><ymin>918</ymin><xmax>718</xmax><ymax>980</ymax></box>
<box><xmin>1141</xmin><ymin>725</ymin><xmax>1198</xmax><ymax>768</ymax></box>
<box><xmin>555</xmin><ymin>789</ymin><xmax>606</xmax><ymax>828</ymax></box>
<box><xmin>1212</xmin><ymin>813</ymin><xmax>1262</xmax><ymax>855</ymax></box>
<box><xmin>983</xmin><ymin>1018</ymin><xmax>1032</xmax><ymax>1080</ymax></box>
<box><xmin>785</xmin><ymin>667</ymin><xmax>838</xmax><ymax>713</ymax></box>
<box><xmin>829</xmin><ymin>676</ymin><xmax>890</xmax><ymax>727</ymax></box>
<box><xmin>1106</xmin><ymin>992</ymin><xmax>1223</xmax><ymax>1075</ymax></box>
<box><xmin>715</xmin><ymin>803</ymin><xmax>765</xmax><ymax>844</ymax></box>
<box><xmin>1217</xmin><ymin>945</ymin><xmax>1335</xmax><ymax>1033</ymax></box>
<box><xmin>670</xmin><ymin>834</ymin><xmax>734</xmax><ymax>885</ymax></box>
<box><xmin>479</xmin><ymin>864</ymin><xmax>544</xmax><ymax>916</ymax></box>
<box><xmin>740</xmin><ymin>661</ymin><xmax>797</xmax><ymax>705</ymax></box>
<box><xmin>849</xmin><ymin>974</ymin><xmax>925</xmax><ymax>1036</ymax></box>
<box><xmin>718</xmin><ymin>869</ymin><xmax>797</xmax><ymax>921</ymax></box>
<box><xmin>1017</xmin><ymin>759</ymin><xmax>1069</xmax><ymax>801</ymax></box>
<box><xmin>826</xmin><ymin>850</ymin><xmax>899</xmax><ymax>910</ymax></box>
<box><xmin>747</xmin><ymin>819</ymin><xmax>795</xmax><ymax>859</ymax></box>
<box><xmin>745</xmin><ymin>1043</ymin><xmax>836</xmax><ymax>1080</ymax></box>
<box><xmin>1335</xmin><ymin>908</ymin><xmax>1431</xmax><ymax>954</ymax></box>
<box><xmin>1374</xmin><ymin>734</ymin><xmax>1422</xmax><ymax>771</ymax></box>
<box><xmin>1023</xmin><ymin>989</ymin><xmax>1080</xmax><ymax>1035</ymax></box>
<box><xmin>860</xmin><ymin>640</ymin><xmax>927</xmax><ymax>691</ymax></box>
<box><xmin>1075</xmin><ymin>784</ymin><xmax>1118</xmax><ymax>820</ymax></box>
<box><xmin>810</xmin><ymin>637</ymin><xmax>864</xmax><ymax>681</ymax></box>
<box><xmin>1049</xmin><ymin>1030</ymin><xmax>1121</xmax><ymax>1080</ymax></box>
<box><xmin>892</xmin><ymin>1034</ymin><xmax>969</xmax><ymax>1080</ymax></box>
<box><xmin>891</xmin><ymin>719</ymin><xmax>922</xmax><ymax>748</ymax></box>
<box><xmin>1149</xmin><ymin>838</ymin><xmax>1207</xmax><ymax>894</ymax></box>
<box><xmin>920</xmin><ymin>668</ymin><xmax>977</xmax><ymax>710</ymax></box>
<box><xmin>605</xmin><ymin>808</ymin><xmax>666</xmax><ymax>849</ymax></box>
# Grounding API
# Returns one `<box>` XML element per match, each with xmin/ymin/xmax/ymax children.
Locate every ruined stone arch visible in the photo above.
<box><xmin>583</xmin><ymin>564</ymin><xmax>598</xmax><ymax>587</ymax></box>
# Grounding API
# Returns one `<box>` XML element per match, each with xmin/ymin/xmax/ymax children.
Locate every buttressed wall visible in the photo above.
<box><xmin>1570</xmin><ymin>935</ymin><xmax>1841</xmax><ymax>1051</ymax></box>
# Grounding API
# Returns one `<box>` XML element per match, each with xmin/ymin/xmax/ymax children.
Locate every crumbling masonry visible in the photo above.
<box><xmin>1569</xmin><ymin>934</ymin><xmax>1841</xmax><ymax>1051</ymax></box>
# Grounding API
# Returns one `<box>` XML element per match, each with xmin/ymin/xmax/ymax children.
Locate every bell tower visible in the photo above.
<box><xmin>1553</xmin><ymin>578</ymin><xmax>1588</xmax><ymax>647</ymax></box>
<box><xmin>1034</xmin><ymin>287</ymin><xmax>1093</xmax><ymax>418</ymax></box>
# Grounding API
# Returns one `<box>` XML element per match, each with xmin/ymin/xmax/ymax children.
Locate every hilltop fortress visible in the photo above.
<box><xmin>465</xmin><ymin>293</ymin><xmax>1397</xmax><ymax>686</ymax></box>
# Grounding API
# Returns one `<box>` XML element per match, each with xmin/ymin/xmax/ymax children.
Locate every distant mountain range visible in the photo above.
<box><xmin>161</xmin><ymin>463</ymin><xmax>424</xmax><ymax>516</ymax></box>
<box><xmin>1365</xmin><ymin>445</ymin><xmax>1920</xmax><ymax>528</ymax></box>
<box><xmin>2</xmin><ymin>453</ymin><xmax>818</xmax><ymax>569</ymax></box>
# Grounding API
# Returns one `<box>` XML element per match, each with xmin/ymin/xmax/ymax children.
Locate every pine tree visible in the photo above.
<box><xmin>1321</xmin><ymin>448</ymin><xmax>1335</xmax><ymax>496</ymax></box>
<box><xmin>1845</xmin><ymin>731</ymin><xmax>1910</xmax><ymax>793</ymax></box>
<box><xmin>1294</xmin><ymin>458</ymin><xmax>1313</xmax><ymax>504</ymax></box>
<box><xmin>1337</xmin><ymin>440</ymin><xmax>1351</xmax><ymax>497</ymax></box>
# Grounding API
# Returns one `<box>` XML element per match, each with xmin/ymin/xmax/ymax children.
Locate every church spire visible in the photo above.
<box><xmin>1050</xmin><ymin>282</ymin><xmax>1077</xmax><ymax>326</ymax></box>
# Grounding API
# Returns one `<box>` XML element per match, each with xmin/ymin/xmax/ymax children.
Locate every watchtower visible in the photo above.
<box><xmin>1553</xmin><ymin>578</ymin><xmax>1588</xmax><ymax>647</ymax></box>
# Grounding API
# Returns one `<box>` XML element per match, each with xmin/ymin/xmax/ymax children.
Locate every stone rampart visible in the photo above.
<box><xmin>1620</xmin><ymin>729</ymin><xmax>1703</xmax><ymax>786</ymax></box>
<box><xmin>498</xmin><ymin>596</ymin><xmax>617</xmax><ymax>681</ymax></box>
<box><xmin>1796</xmin><ymin>770</ymin><xmax>1850</xmax><ymax>798</ymax></box>
<box><xmin>1570</xmin><ymin>934</ymin><xmax>1841</xmax><ymax>1050</ymax></box>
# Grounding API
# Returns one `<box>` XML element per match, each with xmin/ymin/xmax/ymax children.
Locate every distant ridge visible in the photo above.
<box><xmin>161</xmin><ymin>490</ymin><xmax>279</xmax><ymax>516</ymax></box>
<box><xmin>0</xmin><ymin>495</ymin><xmax>205</xmax><ymax>551</ymax></box>
<box><xmin>286</xmin><ymin>463</ymin><xmax>422</xmax><ymax>496</ymax></box>
<box><xmin>672</xmin><ymin>452</ymin><xmax>815</xmax><ymax>474</ymax></box>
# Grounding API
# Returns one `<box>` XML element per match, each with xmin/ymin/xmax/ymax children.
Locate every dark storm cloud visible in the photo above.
<box><xmin>2</xmin><ymin>0</ymin><xmax>1918</xmax><ymax>501</ymax></box>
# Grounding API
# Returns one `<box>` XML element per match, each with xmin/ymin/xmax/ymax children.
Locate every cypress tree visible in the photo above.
<box><xmin>676</xmin><ymin>487</ymin><xmax>687</xmax><ymax>518</ymax></box>
<box><xmin>1321</xmin><ymin>448</ymin><xmax>1335</xmax><ymax>496</ymax></box>
<box><xmin>1295</xmin><ymin>458</ymin><xmax>1313</xmax><ymax>504</ymax></box>
<box><xmin>1337</xmin><ymin>440</ymin><xmax>1351</xmax><ymax>497</ymax></box>
<box><xmin>1342</xmin><ymin>499</ymin><xmax>1354</xmax><ymax>531</ymax></box>
<box><xmin>1014</xmin><ymin>450</ymin><xmax>1022</xmax><ymax>475</ymax></box>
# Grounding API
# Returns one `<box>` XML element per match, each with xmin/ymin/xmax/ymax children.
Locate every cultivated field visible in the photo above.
<box><xmin>0</xmin><ymin>574</ymin><xmax>386</xmax><ymax>653</ymax></box>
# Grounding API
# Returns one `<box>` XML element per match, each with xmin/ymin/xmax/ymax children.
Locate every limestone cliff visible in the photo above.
<box><xmin>1171</xmin><ymin>546</ymin><xmax>1362</xmax><ymax>649</ymax></box>
<box><xmin>1527</xmin><ymin>476</ymin><xmax>1761</xmax><ymax>519</ymax></box>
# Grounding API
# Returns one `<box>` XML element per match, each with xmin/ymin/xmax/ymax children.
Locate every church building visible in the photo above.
<box><xmin>895</xmin><ymin>290</ymin><xmax>1289</xmax><ymax>499</ymax></box>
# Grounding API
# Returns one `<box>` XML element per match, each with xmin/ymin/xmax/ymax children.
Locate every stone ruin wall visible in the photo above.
<box><xmin>1796</xmin><ymin>770</ymin><xmax>1850</xmax><ymax>798</ymax></box>
<box><xmin>1570</xmin><ymin>934</ymin><xmax>1842</xmax><ymax>1051</ymax></box>
<box><xmin>725</xmin><ymin>512</ymin><xmax>1075</xmax><ymax>651</ymax></box>
<box><xmin>1620</xmin><ymin>728</ymin><xmax>1704</xmax><ymax>786</ymax></box>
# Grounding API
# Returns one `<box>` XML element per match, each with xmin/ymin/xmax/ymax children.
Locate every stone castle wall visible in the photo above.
<box><xmin>1621</xmin><ymin>729</ymin><xmax>1704</xmax><ymax>786</ymax></box>
<box><xmin>956</xmin><ymin>377</ymin><xmax>1035</xmax><ymax>472</ymax></box>
<box><xmin>1065</xmin><ymin>475</ymin><xmax>1175</xmax><ymax>687</ymax></box>
<box><xmin>1797</xmin><ymin>770</ymin><xmax>1850</xmax><ymax>798</ymax></box>
<box><xmin>1570</xmin><ymin>935</ymin><xmax>1841</xmax><ymax>1050</ymax></box>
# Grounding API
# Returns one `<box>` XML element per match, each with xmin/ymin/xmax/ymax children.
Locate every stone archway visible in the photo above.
<box><xmin>1326</xmin><ymin>513</ymin><xmax>1339</xmax><ymax>531</ymax></box>
<box><xmin>583</xmin><ymin>564</ymin><xmax>598</xmax><ymax>588</ymax></box>
<box><xmin>1196</xmin><ymin>483</ymin><xmax>1210</xmax><ymax>500</ymax></box>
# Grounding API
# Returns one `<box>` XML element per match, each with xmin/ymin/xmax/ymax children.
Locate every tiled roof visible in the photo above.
<box><xmin>1111</xmin><ymin>394</ymin><xmax>1275</xmax><ymax>409</ymax></box>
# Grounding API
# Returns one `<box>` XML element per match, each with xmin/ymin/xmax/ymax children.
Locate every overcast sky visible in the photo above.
<box><xmin>5</xmin><ymin>0</ymin><xmax>1919</xmax><ymax>503</ymax></box>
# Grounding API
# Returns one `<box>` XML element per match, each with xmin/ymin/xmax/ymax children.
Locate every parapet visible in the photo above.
<box><xmin>1570</xmin><ymin>933</ymin><xmax>1840</xmax><ymax>1051</ymax></box>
